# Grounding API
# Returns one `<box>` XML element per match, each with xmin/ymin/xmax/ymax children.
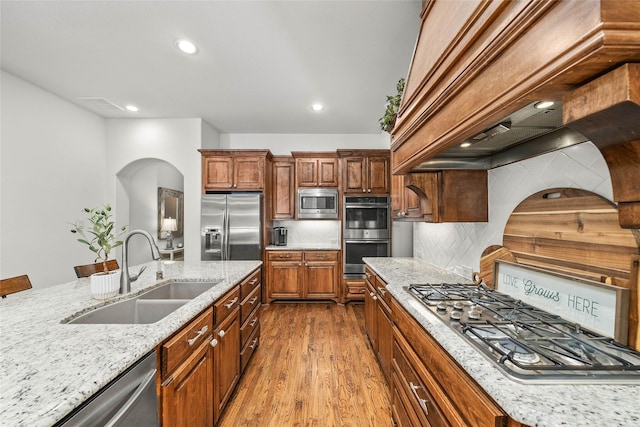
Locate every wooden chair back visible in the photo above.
<box><xmin>1</xmin><ymin>275</ymin><xmax>32</xmax><ymax>298</ymax></box>
<box><xmin>74</xmin><ymin>259</ymin><xmax>120</xmax><ymax>278</ymax></box>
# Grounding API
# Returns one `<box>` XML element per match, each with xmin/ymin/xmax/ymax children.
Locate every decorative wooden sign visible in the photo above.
<box><xmin>495</xmin><ymin>260</ymin><xmax>629</xmax><ymax>343</ymax></box>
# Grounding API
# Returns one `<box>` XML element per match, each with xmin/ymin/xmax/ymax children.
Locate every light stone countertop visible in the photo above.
<box><xmin>0</xmin><ymin>260</ymin><xmax>261</xmax><ymax>427</ymax></box>
<box><xmin>364</xmin><ymin>257</ymin><xmax>640</xmax><ymax>427</ymax></box>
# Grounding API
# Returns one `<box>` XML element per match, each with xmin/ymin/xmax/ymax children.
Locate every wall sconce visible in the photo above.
<box><xmin>161</xmin><ymin>217</ymin><xmax>178</xmax><ymax>249</ymax></box>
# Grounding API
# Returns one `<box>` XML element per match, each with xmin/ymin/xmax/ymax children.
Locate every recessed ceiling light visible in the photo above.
<box><xmin>534</xmin><ymin>101</ymin><xmax>555</xmax><ymax>109</ymax></box>
<box><xmin>311</xmin><ymin>103</ymin><xmax>324</xmax><ymax>112</ymax></box>
<box><xmin>175</xmin><ymin>39</ymin><xmax>198</xmax><ymax>55</ymax></box>
<box><xmin>125</xmin><ymin>105</ymin><xmax>139</xmax><ymax>112</ymax></box>
<box><xmin>460</xmin><ymin>142</ymin><xmax>472</xmax><ymax>148</ymax></box>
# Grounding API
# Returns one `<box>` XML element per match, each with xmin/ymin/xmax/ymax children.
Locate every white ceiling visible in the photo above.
<box><xmin>1</xmin><ymin>0</ymin><xmax>422</xmax><ymax>134</ymax></box>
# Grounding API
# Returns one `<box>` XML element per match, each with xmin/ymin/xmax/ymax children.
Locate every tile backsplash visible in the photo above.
<box><xmin>272</xmin><ymin>220</ymin><xmax>341</xmax><ymax>246</ymax></box>
<box><xmin>413</xmin><ymin>141</ymin><xmax>613</xmax><ymax>277</ymax></box>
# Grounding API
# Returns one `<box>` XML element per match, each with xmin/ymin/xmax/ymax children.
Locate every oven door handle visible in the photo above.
<box><xmin>344</xmin><ymin>239</ymin><xmax>390</xmax><ymax>244</ymax></box>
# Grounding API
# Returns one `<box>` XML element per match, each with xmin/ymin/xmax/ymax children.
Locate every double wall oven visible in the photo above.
<box><xmin>343</xmin><ymin>196</ymin><xmax>390</xmax><ymax>276</ymax></box>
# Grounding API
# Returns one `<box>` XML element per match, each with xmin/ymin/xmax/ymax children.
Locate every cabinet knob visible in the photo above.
<box><xmin>373</xmin><ymin>295</ymin><xmax>378</xmax><ymax>301</ymax></box>
<box><xmin>210</xmin><ymin>338</ymin><xmax>219</xmax><ymax>347</ymax></box>
<box><xmin>362</xmin><ymin>189</ymin><xmax>366</xmax><ymax>193</ymax></box>
<box><xmin>368</xmin><ymin>189</ymin><xmax>371</xmax><ymax>193</ymax></box>
<box><xmin>218</xmin><ymin>330</ymin><xmax>226</xmax><ymax>338</ymax></box>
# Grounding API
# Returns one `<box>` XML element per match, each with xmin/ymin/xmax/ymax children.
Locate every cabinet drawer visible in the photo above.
<box><xmin>241</xmin><ymin>285</ymin><xmax>261</xmax><ymax>326</ymax></box>
<box><xmin>241</xmin><ymin>306</ymin><xmax>260</xmax><ymax>347</ymax></box>
<box><xmin>304</xmin><ymin>251</ymin><xmax>338</xmax><ymax>261</ymax></box>
<box><xmin>240</xmin><ymin>269</ymin><xmax>261</xmax><ymax>300</ymax></box>
<box><xmin>215</xmin><ymin>286</ymin><xmax>240</xmax><ymax>326</ymax></box>
<box><xmin>393</xmin><ymin>338</ymin><xmax>449</xmax><ymax>427</ymax></box>
<box><xmin>241</xmin><ymin>323</ymin><xmax>260</xmax><ymax>372</ymax></box>
<box><xmin>161</xmin><ymin>307</ymin><xmax>213</xmax><ymax>377</ymax></box>
<box><xmin>267</xmin><ymin>251</ymin><xmax>302</xmax><ymax>261</ymax></box>
<box><xmin>375</xmin><ymin>275</ymin><xmax>392</xmax><ymax>307</ymax></box>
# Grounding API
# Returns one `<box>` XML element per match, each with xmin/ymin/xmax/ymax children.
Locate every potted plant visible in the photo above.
<box><xmin>379</xmin><ymin>77</ymin><xmax>405</xmax><ymax>132</ymax></box>
<box><xmin>71</xmin><ymin>204</ymin><xmax>127</xmax><ymax>299</ymax></box>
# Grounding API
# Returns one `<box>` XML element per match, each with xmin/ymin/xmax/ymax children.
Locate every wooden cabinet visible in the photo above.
<box><xmin>265</xmin><ymin>250</ymin><xmax>339</xmax><ymax>303</ymax></box>
<box><xmin>160</xmin><ymin>308</ymin><xmax>214</xmax><ymax>427</ymax></box>
<box><xmin>213</xmin><ymin>286</ymin><xmax>241</xmax><ymax>424</ymax></box>
<box><xmin>392</xmin><ymin>298</ymin><xmax>508</xmax><ymax>427</ymax></box>
<box><xmin>338</xmin><ymin>150</ymin><xmax>390</xmax><ymax>195</ymax></box>
<box><xmin>199</xmin><ymin>150</ymin><xmax>272</xmax><ymax>192</ymax></box>
<box><xmin>400</xmin><ymin>170</ymin><xmax>488</xmax><ymax>222</ymax></box>
<box><xmin>343</xmin><ymin>277</ymin><xmax>367</xmax><ymax>303</ymax></box>
<box><xmin>292</xmin><ymin>152</ymin><xmax>339</xmax><ymax>188</ymax></box>
<box><xmin>271</xmin><ymin>156</ymin><xmax>295</xmax><ymax>219</ymax></box>
<box><xmin>364</xmin><ymin>267</ymin><xmax>393</xmax><ymax>383</ymax></box>
<box><xmin>391</xmin><ymin>174</ymin><xmax>421</xmax><ymax>220</ymax></box>
<box><xmin>239</xmin><ymin>269</ymin><xmax>261</xmax><ymax>373</ymax></box>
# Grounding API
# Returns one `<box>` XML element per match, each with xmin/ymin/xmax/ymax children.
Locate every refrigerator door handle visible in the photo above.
<box><xmin>222</xmin><ymin>202</ymin><xmax>229</xmax><ymax>260</ymax></box>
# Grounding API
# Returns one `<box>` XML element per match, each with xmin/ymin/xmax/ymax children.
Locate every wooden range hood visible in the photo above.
<box><xmin>391</xmin><ymin>0</ymin><xmax>640</xmax><ymax>228</ymax></box>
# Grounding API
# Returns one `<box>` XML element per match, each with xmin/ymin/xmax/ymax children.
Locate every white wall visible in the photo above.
<box><xmin>0</xmin><ymin>71</ymin><xmax>108</xmax><ymax>288</ymax></box>
<box><xmin>221</xmin><ymin>132</ymin><xmax>390</xmax><ymax>155</ymax></box>
<box><xmin>106</xmin><ymin>119</ymin><xmax>214</xmax><ymax>265</ymax></box>
<box><xmin>412</xmin><ymin>142</ymin><xmax>614</xmax><ymax>277</ymax></box>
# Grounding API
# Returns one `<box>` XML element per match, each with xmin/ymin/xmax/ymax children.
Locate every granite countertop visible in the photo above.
<box><xmin>0</xmin><ymin>260</ymin><xmax>261</xmax><ymax>427</ymax></box>
<box><xmin>363</xmin><ymin>257</ymin><xmax>640</xmax><ymax>427</ymax></box>
<box><xmin>265</xmin><ymin>243</ymin><xmax>340</xmax><ymax>250</ymax></box>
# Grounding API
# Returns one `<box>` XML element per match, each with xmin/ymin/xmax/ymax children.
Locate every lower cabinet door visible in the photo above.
<box><xmin>161</xmin><ymin>338</ymin><xmax>214</xmax><ymax>427</ymax></box>
<box><xmin>214</xmin><ymin>309</ymin><xmax>241</xmax><ymax>423</ymax></box>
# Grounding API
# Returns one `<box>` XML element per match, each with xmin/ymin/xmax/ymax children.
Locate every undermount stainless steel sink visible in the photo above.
<box><xmin>67</xmin><ymin>281</ymin><xmax>219</xmax><ymax>324</ymax></box>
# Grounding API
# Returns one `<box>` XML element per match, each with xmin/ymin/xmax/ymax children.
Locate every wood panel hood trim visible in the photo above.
<box><xmin>391</xmin><ymin>0</ymin><xmax>640</xmax><ymax>175</ymax></box>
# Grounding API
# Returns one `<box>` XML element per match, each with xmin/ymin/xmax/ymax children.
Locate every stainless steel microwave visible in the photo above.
<box><xmin>297</xmin><ymin>188</ymin><xmax>339</xmax><ymax>219</ymax></box>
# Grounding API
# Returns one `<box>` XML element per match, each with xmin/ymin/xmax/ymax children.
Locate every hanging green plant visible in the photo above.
<box><xmin>379</xmin><ymin>77</ymin><xmax>405</xmax><ymax>132</ymax></box>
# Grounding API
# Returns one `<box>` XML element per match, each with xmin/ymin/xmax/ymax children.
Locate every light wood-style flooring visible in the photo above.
<box><xmin>218</xmin><ymin>303</ymin><xmax>393</xmax><ymax>427</ymax></box>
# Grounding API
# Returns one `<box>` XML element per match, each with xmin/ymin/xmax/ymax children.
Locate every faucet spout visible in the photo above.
<box><xmin>120</xmin><ymin>229</ymin><xmax>162</xmax><ymax>294</ymax></box>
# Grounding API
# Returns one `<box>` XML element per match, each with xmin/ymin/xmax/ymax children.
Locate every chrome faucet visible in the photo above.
<box><xmin>120</xmin><ymin>229</ymin><xmax>161</xmax><ymax>294</ymax></box>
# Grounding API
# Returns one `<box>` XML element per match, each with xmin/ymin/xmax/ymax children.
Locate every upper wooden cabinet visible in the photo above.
<box><xmin>391</xmin><ymin>174</ymin><xmax>422</xmax><ymax>221</ymax></box>
<box><xmin>292</xmin><ymin>152</ymin><xmax>339</xmax><ymax>188</ymax></box>
<box><xmin>401</xmin><ymin>170</ymin><xmax>488</xmax><ymax>223</ymax></box>
<box><xmin>338</xmin><ymin>149</ymin><xmax>390</xmax><ymax>195</ymax></box>
<box><xmin>391</xmin><ymin>1</ymin><xmax>640</xmax><ymax>174</ymax></box>
<box><xmin>199</xmin><ymin>150</ymin><xmax>272</xmax><ymax>192</ymax></box>
<box><xmin>271</xmin><ymin>156</ymin><xmax>295</xmax><ymax>219</ymax></box>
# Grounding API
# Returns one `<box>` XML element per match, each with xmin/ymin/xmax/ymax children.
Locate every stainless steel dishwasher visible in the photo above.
<box><xmin>55</xmin><ymin>350</ymin><xmax>158</xmax><ymax>426</ymax></box>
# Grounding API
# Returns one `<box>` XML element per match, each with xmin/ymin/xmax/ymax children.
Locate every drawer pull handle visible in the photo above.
<box><xmin>210</xmin><ymin>338</ymin><xmax>219</xmax><ymax>348</ymax></box>
<box><xmin>249</xmin><ymin>296</ymin><xmax>259</xmax><ymax>305</ymax></box>
<box><xmin>377</xmin><ymin>287</ymin><xmax>386</xmax><ymax>296</ymax></box>
<box><xmin>249</xmin><ymin>338</ymin><xmax>258</xmax><ymax>349</ymax></box>
<box><xmin>250</xmin><ymin>278</ymin><xmax>258</xmax><ymax>285</ymax></box>
<box><xmin>224</xmin><ymin>297</ymin><xmax>239</xmax><ymax>308</ymax></box>
<box><xmin>409</xmin><ymin>382</ymin><xmax>429</xmax><ymax>415</ymax></box>
<box><xmin>218</xmin><ymin>329</ymin><xmax>226</xmax><ymax>338</ymax></box>
<box><xmin>187</xmin><ymin>325</ymin><xmax>208</xmax><ymax>346</ymax></box>
<box><xmin>250</xmin><ymin>317</ymin><xmax>259</xmax><ymax>327</ymax></box>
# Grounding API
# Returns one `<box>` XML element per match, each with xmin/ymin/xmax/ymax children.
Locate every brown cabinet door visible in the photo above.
<box><xmin>318</xmin><ymin>158</ymin><xmax>339</xmax><ymax>187</ymax></box>
<box><xmin>343</xmin><ymin>157</ymin><xmax>367</xmax><ymax>193</ymax></box>
<box><xmin>213</xmin><ymin>308</ymin><xmax>240</xmax><ymax>424</ymax></box>
<box><xmin>161</xmin><ymin>339</ymin><xmax>214</xmax><ymax>427</ymax></box>
<box><xmin>376</xmin><ymin>297</ymin><xmax>393</xmax><ymax>382</ymax></box>
<box><xmin>272</xmin><ymin>159</ymin><xmax>295</xmax><ymax>219</ymax></box>
<box><xmin>295</xmin><ymin>158</ymin><xmax>318</xmax><ymax>187</ymax></box>
<box><xmin>364</xmin><ymin>270</ymin><xmax>377</xmax><ymax>351</ymax></box>
<box><xmin>203</xmin><ymin>156</ymin><xmax>234</xmax><ymax>190</ymax></box>
<box><xmin>367</xmin><ymin>156</ymin><xmax>390</xmax><ymax>194</ymax></box>
<box><xmin>268</xmin><ymin>260</ymin><xmax>303</xmax><ymax>300</ymax></box>
<box><xmin>233</xmin><ymin>156</ymin><xmax>264</xmax><ymax>189</ymax></box>
<box><xmin>304</xmin><ymin>260</ymin><xmax>337</xmax><ymax>299</ymax></box>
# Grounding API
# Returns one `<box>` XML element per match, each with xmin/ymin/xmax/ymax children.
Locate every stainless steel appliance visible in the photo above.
<box><xmin>297</xmin><ymin>188</ymin><xmax>339</xmax><ymax>219</ymax></box>
<box><xmin>271</xmin><ymin>227</ymin><xmax>288</xmax><ymax>246</ymax></box>
<box><xmin>201</xmin><ymin>193</ymin><xmax>262</xmax><ymax>260</ymax></box>
<box><xmin>407</xmin><ymin>283</ymin><xmax>640</xmax><ymax>383</ymax></box>
<box><xmin>56</xmin><ymin>351</ymin><xmax>158</xmax><ymax>426</ymax></box>
<box><xmin>343</xmin><ymin>196</ymin><xmax>390</xmax><ymax>276</ymax></box>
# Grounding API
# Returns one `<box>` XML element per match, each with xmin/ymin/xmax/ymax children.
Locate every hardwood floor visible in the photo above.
<box><xmin>217</xmin><ymin>303</ymin><xmax>393</xmax><ymax>427</ymax></box>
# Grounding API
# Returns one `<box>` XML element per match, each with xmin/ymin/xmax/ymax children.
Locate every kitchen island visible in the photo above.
<box><xmin>364</xmin><ymin>257</ymin><xmax>640</xmax><ymax>427</ymax></box>
<box><xmin>0</xmin><ymin>260</ymin><xmax>261</xmax><ymax>427</ymax></box>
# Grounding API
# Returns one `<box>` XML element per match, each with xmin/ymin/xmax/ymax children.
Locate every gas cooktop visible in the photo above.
<box><xmin>407</xmin><ymin>283</ymin><xmax>640</xmax><ymax>384</ymax></box>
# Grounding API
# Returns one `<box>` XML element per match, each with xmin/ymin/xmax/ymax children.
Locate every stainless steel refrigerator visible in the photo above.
<box><xmin>201</xmin><ymin>193</ymin><xmax>262</xmax><ymax>260</ymax></box>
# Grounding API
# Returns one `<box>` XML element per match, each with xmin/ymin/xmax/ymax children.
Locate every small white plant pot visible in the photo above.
<box><xmin>90</xmin><ymin>270</ymin><xmax>121</xmax><ymax>300</ymax></box>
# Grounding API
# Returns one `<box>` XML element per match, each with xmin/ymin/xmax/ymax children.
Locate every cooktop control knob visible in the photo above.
<box><xmin>436</xmin><ymin>301</ymin><xmax>448</xmax><ymax>311</ymax></box>
<box><xmin>449</xmin><ymin>310</ymin><xmax>462</xmax><ymax>321</ymax></box>
<box><xmin>453</xmin><ymin>301</ymin><xmax>465</xmax><ymax>311</ymax></box>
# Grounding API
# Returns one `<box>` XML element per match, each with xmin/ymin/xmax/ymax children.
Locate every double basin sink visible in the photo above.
<box><xmin>68</xmin><ymin>281</ymin><xmax>219</xmax><ymax>324</ymax></box>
